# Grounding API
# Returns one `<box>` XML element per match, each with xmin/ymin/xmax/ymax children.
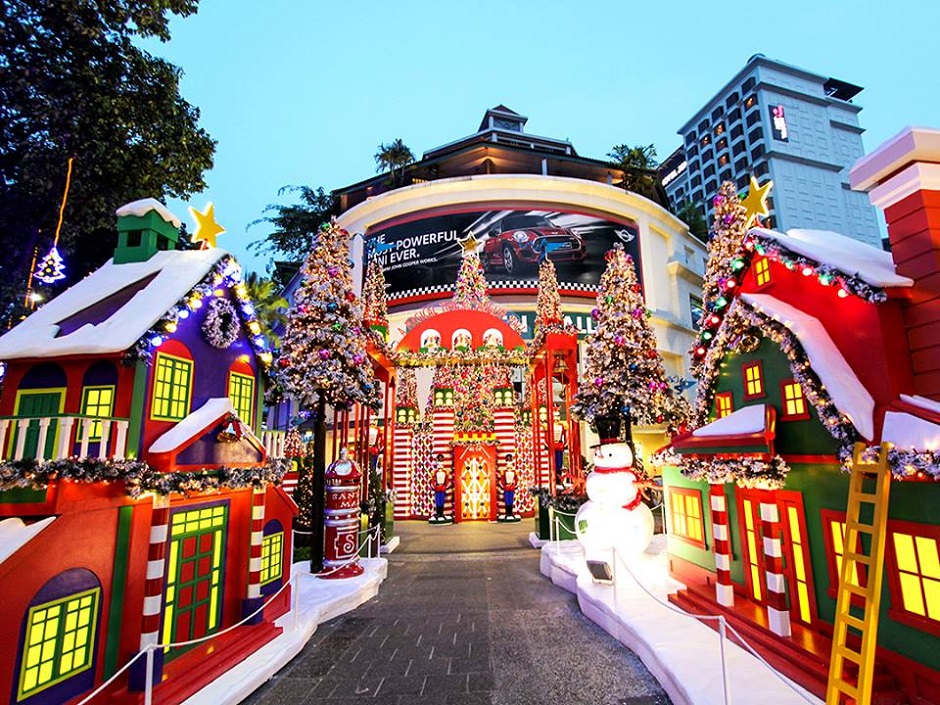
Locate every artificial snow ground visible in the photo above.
<box><xmin>537</xmin><ymin>534</ymin><xmax>822</xmax><ymax>705</ymax></box>
<box><xmin>180</xmin><ymin>540</ymin><xmax>820</xmax><ymax>705</ymax></box>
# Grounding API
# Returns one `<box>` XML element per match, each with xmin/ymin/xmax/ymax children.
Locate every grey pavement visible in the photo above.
<box><xmin>244</xmin><ymin>521</ymin><xmax>671</xmax><ymax>705</ymax></box>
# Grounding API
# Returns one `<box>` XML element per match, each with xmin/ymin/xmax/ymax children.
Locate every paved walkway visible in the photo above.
<box><xmin>244</xmin><ymin>522</ymin><xmax>670</xmax><ymax>705</ymax></box>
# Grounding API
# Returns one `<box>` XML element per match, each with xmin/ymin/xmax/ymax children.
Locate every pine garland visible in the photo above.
<box><xmin>650</xmin><ymin>448</ymin><xmax>790</xmax><ymax>489</ymax></box>
<box><xmin>0</xmin><ymin>457</ymin><xmax>289</xmax><ymax>498</ymax></box>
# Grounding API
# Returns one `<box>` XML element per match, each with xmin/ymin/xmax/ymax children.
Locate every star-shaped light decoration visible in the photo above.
<box><xmin>459</xmin><ymin>233</ymin><xmax>480</xmax><ymax>255</ymax></box>
<box><xmin>189</xmin><ymin>202</ymin><xmax>226</xmax><ymax>248</ymax></box>
<box><xmin>741</xmin><ymin>176</ymin><xmax>773</xmax><ymax>227</ymax></box>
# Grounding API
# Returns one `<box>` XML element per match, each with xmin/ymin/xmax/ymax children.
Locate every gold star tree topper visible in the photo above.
<box><xmin>459</xmin><ymin>233</ymin><xmax>480</xmax><ymax>254</ymax></box>
<box><xmin>741</xmin><ymin>176</ymin><xmax>773</xmax><ymax>227</ymax></box>
<box><xmin>189</xmin><ymin>202</ymin><xmax>226</xmax><ymax>248</ymax></box>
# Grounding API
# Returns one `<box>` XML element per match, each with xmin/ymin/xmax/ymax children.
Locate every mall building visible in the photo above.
<box><xmin>331</xmin><ymin>106</ymin><xmax>706</xmax><ymax>477</ymax></box>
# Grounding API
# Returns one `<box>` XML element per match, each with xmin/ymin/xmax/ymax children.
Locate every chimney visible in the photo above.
<box><xmin>851</xmin><ymin>127</ymin><xmax>940</xmax><ymax>399</ymax></box>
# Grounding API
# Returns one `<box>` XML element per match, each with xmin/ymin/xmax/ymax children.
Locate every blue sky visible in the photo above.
<box><xmin>145</xmin><ymin>0</ymin><xmax>938</xmax><ymax>275</ymax></box>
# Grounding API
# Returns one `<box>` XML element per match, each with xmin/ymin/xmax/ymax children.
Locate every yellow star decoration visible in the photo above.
<box><xmin>741</xmin><ymin>176</ymin><xmax>773</xmax><ymax>227</ymax></box>
<box><xmin>459</xmin><ymin>233</ymin><xmax>480</xmax><ymax>254</ymax></box>
<box><xmin>189</xmin><ymin>202</ymin><xmax>226</xmax><ymax>248</ymax></box>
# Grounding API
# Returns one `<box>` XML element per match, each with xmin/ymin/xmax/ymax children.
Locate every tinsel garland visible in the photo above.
<box><xmin>838</xmin><ymin>444</ymin><xmax>940</xmax><ymax>481</ymax></box>
<box><xmin>651</xmin><ymin>448</ymin><xmax>790</xmax><ymax>489</ymax></box>
<box><xmin>395</xmin><ymin>345</ymin><xmax>528</xmax><ymax>367</ymax></box>
<box><xmin>0</xmin><ymin>457</ymin><xmax>289</xmax><ymax>498</ymax></box>
<box><xmin>201</xmin><ymin>297</ymin><xmax>240</xmax><ymax>348</ymax></box>
<box><xmin>124</xmin><ymin>256</ymin><xmax>272</xmax><ymax>367</ymax></box>
<box><xmin>749</xmin><ymin>234</ymin><xmax>888</xmax><ymax>304</ymax></box>
<box><xmin>693</xmin><ymin>297</ymin><xmax>859</xmax><ymax>447</ymax></box>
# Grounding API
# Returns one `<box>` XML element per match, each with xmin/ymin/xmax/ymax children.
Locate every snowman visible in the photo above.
<box><xmin>575</xmin><ymin>437</ymin><xmax>654</xmax><ymax>561</ymax></box>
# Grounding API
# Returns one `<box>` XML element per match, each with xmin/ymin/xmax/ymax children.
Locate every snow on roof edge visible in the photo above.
<box><xmin>692</xmin><ymin>404</ymin><xmax>768</xmax><ymax>438</ymax></box>
<box><xmin>0</xmin><ymin>517</ymin><xmax>56</xmax><ymax>566</ymax></box>
<box><xmin>116</xmin><ymin>198</ymin><xmax>182</xmax><ymax>229</ymax></box>
<box><xmin>149</xmin><ymin>398</ymin><xmax>235</xmax><ymax>454</ymax></box>
<box><xmin>741</xmin><ymin>293</ymin><xmax>876</xmax><ymax>440</ymax></box>
<box><xmin>882</xmin><ymin>411</ymin><xmax>940</xmax><ymax>452</ymax></box>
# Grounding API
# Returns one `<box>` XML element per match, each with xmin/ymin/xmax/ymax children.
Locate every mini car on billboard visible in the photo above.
<box><xmin>481</xmin><ymin>214</ymin><xmax>586</xmax><ymax>275</ymax></box>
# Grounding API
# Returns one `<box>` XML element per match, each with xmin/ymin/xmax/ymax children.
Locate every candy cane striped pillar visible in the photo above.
<box><xmin>129</xmin><ymin>496</ymin><xmax>171</xmax><ymax>691</ymax></box>
<box><xmin>494</xmin><ymin>407</ymin><xmax>516</xmax><ymax>514</ymax></box>
<box><xmin>392</xmin><ymin>426</ymin><xmax>413</xmax><ymax>519</ymax></box>
<box><xmin>432</xmin><ymin>408</ymin><xmax>455</xmax><ymax>516</ymax></box>
<box><xmin>243</xmin><ymin>487</ymin><xmax>267</xmax><ymax>624</ymax></box>
<box><xmin>761</xmin><ymin>494</ymin><xmax>791</xmax><ymax>637</ymax></box>
<box><xmin>710</xmin><ymin>485</ymin><xmax>734</xmax><ymax>607</ymax></box>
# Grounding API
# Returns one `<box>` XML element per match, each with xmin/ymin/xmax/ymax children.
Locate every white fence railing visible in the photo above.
<box><xmin>0</xmin><ymin>415</ymin><xmax>130</xmax><ymax>462</ymax></box>
<box><xmin>261</xmin><ymin>430</ymin><xmax>287</xmax><ymax>459</ymax></box>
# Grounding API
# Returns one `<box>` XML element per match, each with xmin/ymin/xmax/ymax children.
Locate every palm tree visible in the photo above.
<box><xmin>608</xmin><ymin>144</ymin><xmax>661</xmax><ymax>200</ymax></box>
<box><xmin>244</xmin><ymin>271</ymin><xmax>289</xmax><ymax>350</ymax></box>
<box><xmin>374</xmin><ymin>138</ymin><xmax>415</xmax><ymax>187</ymax></box>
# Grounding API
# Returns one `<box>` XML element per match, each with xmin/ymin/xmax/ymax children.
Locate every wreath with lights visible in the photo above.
<box><xmin>202</xmin><ymin>297</ymin><xmax>240</xmax><ymax>349</ymax></box>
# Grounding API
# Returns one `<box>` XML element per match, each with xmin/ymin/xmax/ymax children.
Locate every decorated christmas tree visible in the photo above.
<box><xmin>453</xmin><ymin>245</ymin><xmax>489</xmax><ymax>309</ymax></box>
<box><xmin>361</xmin><ymin>256</ymin><xmax>389</xmax><ymax>340</ymax></box>
<box><xmin>571</xmin><ymin>244</ymin><xmax>690</xmax><ymax>433</ymax></box>
<box><xmin>535</xmin><ymin>258</ymin><xmax>563</xmax><ymax>328</ymax></box>
<box><xmin>701</xmin><ymin>181</ymin><xmax>749</xmax><ymax>313</ymax></box>
<box><xmin>279</xmin><ymin>220</ymin><xmax>380</xmax><ymax>571</ymax></box>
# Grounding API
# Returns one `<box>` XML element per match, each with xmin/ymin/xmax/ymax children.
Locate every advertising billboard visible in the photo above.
<box><xmin>365</xmin><ymin>208</ymin><xmax>641</xmax><ymax>300</ymax></box>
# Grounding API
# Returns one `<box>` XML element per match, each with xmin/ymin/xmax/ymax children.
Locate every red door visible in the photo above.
<box><xmin>453</xmin><ymin>443</ymin><xmax>497</xmax><ymax>522</ymax></box>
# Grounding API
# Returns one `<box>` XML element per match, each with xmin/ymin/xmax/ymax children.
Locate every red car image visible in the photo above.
<box><xmin>481</xmin><ymin>214</ymin><xmax>586</xmax><ymax>275</ymax></box>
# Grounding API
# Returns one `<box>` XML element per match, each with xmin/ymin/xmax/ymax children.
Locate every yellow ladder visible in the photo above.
<box><xmin>826</xmin><ymin>442</ymin><xmax>893</xmax><ymax>705</ymax></box>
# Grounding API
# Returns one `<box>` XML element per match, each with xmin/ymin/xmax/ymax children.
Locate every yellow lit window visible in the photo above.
<box><xmin>743</xmin><ymin>362</ymin><xmax>765</xmax><ymax>399</ymax></box>
<box><xmin>781</xmin><ymin>381</ymin><xmax>808</xmax><ymax>419</ymax></box>
<box><xmin>754</xmin><ymin>257</ymin><xmax>771</xmax><ymax>287</ymax></box>
<box><xmin>715</xmin><ymin>392</ymin><xmax>733</xmax><ymax>419</ymax></box>
<box><xmin>228</xmin><ymin>371</ymin><xmax>255</xmax><ymax>423</ymax></box>
<box><xmin>828</xmin><ymin>517</ymin><xmax>864</xmax><ymax>593</ymax></box>
<box><xmin>741</xmin><ymin>498</ymin><xmax>763</xmax><ymax>602</ymax></box>
<box><xmin>891</xmin><ymin>530</ymin><xmax>940</xmax><ymax>624</ymax></box>
<box><xmin>80</xmin><ymin>386</ymin><xmax>115</xmax><ymax>440</ymax></box>
<box><xmin>18</xmin><ymin>588</ymin><xmax>100</xmax><ymax>699</ymax></box>
<box><xmin>668</xmin><ymin>488</ymin><xmax>704</xmax><ymax>545</ymax></box>
<box><xmin>151</xmin><ymin>353</ymin><xmax>193</xmax><ymax>421</ymax></box>
<box><xmin>260</xmin><ymin>532</ymin><xmax>284</xmax><ymax>585</ymax></box>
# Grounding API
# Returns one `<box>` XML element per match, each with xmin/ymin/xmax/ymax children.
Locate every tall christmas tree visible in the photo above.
<box><xmin>453</xmin><ymin>246</ymin><xmax>489</xmax><ymax>309</ymax></box>
<box><xmin>279</xmin><ymin>220</ymin><xmax>381</xmax><ymax>571</ymax></box>
<box><xmin>361</xmin><ymin>256</ymin><xmax>388</xmax><ymax>340</ymax></box>
<box><xmin>571</xmin><ymin>244</ymin><xmax>690</xmax><ymax>434</ymax></box>
<box><xmin>689</xmin><ymin>181</ymin><xmax>750</xmax><ymax>376</ymax></box>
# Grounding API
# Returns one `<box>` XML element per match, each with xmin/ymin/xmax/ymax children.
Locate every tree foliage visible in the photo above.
<box><xmin>0</xmin><ymin>0</ymin><xmax>215</xmax><ymax>315</ymax></box>
<box><xmin>243</xmin><ymin>271</ymin><xmax>289</xmax><ymax>350</ymax></box>
<box><xmin>374</xmin><ymin>138</ymin><xmax>415</xmax><ymax>187</ymax></box>
<box><xmin>608</xmin><ymin>144</ymin><xmax>662</xmax><ymax>201</ymax></box>
<box><xmin>675</xmin><ymin>200</ymin><xmax>709</xmax><ymax>241</ymax></box>
<box><xmin>249</xmin><ymin>185</ymin><xmax>335</xmax><ymax>264</ymax></box>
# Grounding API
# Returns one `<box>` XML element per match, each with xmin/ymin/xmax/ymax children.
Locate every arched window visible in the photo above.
<box><xmin>150</xmin><ymin>340</ymin><xmax>193</xmax><ymax>422</ymax></box>
<box><xmin>451</xmin><ymin>328</ymin><xmax>472</xmax><ymax>350</ymax></box>
<box><xmin>260</xmin><ymin>519</ymin><xmax>285</xmax><ymax>595</ymax></box>
<box><xmin>13</xmin><ymin>363</ymin><xmax>67</xmax><ymax>459</ymax></box>
<box><xmin>420</xmin><ymin>329</ymin><xmax>441</xmax><ymax>351</ymax></box>
<box><xmin>16</xmin><ymin>569</ymin><xmax>101</xmax><ymax>703</ymax></box>
<box><xmin>481</xmin><ymin>328</ymin><xmax>503</xmax><ymax>348</ymax></box>
<box><xmin>227</xmin><ymin>359</ymin><xmax>255</xmax><ymax>424</ymax></box>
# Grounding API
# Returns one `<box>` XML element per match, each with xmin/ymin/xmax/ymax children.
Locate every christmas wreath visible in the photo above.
<box><xmin>202</xmin><ymin>297</ymin><xmax>240</xmax><ymax>348</ymax></box>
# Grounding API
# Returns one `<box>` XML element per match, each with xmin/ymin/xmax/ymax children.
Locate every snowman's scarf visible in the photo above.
<box><xmin>593</xmin><ymin>466</ymin><xmax>644</xmax><ymax>511</ymax></box>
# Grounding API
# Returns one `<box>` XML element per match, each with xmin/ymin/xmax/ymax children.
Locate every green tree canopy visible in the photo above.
<box><xmin>608</xmin><ymin>143</ymin><xmax>662</xmax><ymax>201</ymax></box>
<box><xmin>243</xmin><ymin>271</ymin><xmax>289</xmax><ymax>350</ymax></box>
<box><xmin>675</xmin><ymin>200</ymin><xmax>709</xmax><ymax>241</ymax></box>
<box><xmin>249</xmin><ymin>185</ymin><xmax>335</xmax><ymax>266</ymax></box>
<box><xmin>374</xmin><ymin>138</ymin><xmax>415</xmax><ymax>187</ymax></box>
<box><xmin>0</xmin><ymin>0</ymin><xmax>215</xmax><ymax>317</ymax></box>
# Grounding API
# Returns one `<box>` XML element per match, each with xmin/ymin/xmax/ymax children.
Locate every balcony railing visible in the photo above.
<box><xmin>0</xmin><ymin>415</ymin><xmax>130</xmax><ymax>462</ymax></box>
<box><xmin>261</xmin><ymin>429</ymin><xmax>287</xmax><ymax>459</ymax></box>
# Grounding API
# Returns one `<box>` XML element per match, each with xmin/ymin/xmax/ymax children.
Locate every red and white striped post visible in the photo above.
<box><xmin>243</xmin><ymin>486</ymin><xmax>267</xmax><ymax>623</ymax></box>
<box><xmin>432</xmin><ymin>407</ymin><xmax>455</xmax><ymax>517</ymax></box>
<box><xmin>130</xmin><ymin>496</ymin><xmax>171</xmax><ymax>691</ymax></box>
<box><xmin>391</xmin><ymin>424</ymin><xmax>413</xmax><ymax>519</ymax></box>
<box><xmin>760</xmin><ymin>492</ymin><xmax>791</xmax><ymax>636</ymax></box>
<box><xmin>710</xmin><ymin>484</ymin><xmax>735</xmax><ymax>607</ymax></box>
<box><xmin>494</xmin><ymin>405</ymin><xmax>516</xmax><ymax>515</ymax></box>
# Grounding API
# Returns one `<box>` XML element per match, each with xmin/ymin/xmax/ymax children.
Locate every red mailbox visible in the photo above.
<box><xmin>321</xmin><ymin>448</ymin><xmax>364</xmax><ymax>579</ymax></box>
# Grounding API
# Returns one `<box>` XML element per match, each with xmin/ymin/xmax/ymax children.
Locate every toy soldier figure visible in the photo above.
<box><xmin>498</xmin><ymin>453</ymin><xmax>521</xmax><ymax>522</ymax></box>
<box><xmin>429</xmin><ymin>453</ymin><xmax>452</xmax><ymax>524</ymax></box>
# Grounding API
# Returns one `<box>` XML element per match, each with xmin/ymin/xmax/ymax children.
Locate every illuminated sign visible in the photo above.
<box><xmin>661</xmin><ymin>160</ymin><xmax>688</xmax><ymax>187</ymax></box>
<box><xmin>508</xmin><ymin>310</ymin><xmax>597</xmax><ymax>340</ymax></box>
<box><xmin>770</xmin><ymin>105</ymin><xmax>789</xmax><ymax>142</ymax></box>
<box><xmin>365</xmin><ymin>208</ymin><xmax>641</xmax><ymax>301</ymax></box>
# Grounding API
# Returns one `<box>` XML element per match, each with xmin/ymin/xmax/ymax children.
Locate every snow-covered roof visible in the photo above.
<box><xmin>741</xmin><ymin>293</ymin><xmax>876</xmax><ymax>440</ymax></box>
<box><xmin>882</xmin><ymin>411</ymin><xmax>940</xmax><ymax>452</ymax></box>
<box><xmin>0</xmin><ymin>517</ymin><xmax>56</xmax><ymax>565</ymax></box>
<box><xmin>693</xmin><ymin>404</ymin><xmax>767</xmax><ymax>437</ymax></box>
<box><xmin>900</xmin><ymin>394</ymin><xmax>940</xmax><ymax>416</ymax></box>
<box><xmin>750</xmin><ymin>227</ymin><xmax>913</xmax><ymax>289</ymax></box>
<box><xmin>0</xmin><ymin>248</ymin><xmax>226</xmax><ymax>360</ymax></box>
<box><xmin>149</xmin><ymin>397</ymin><xmax>236</xmax><ymax>454</ymax></box>
<box><xmin>115</xmin><ymin>198</ymin><xmax>182</xmax><ymax>229</ymax></box>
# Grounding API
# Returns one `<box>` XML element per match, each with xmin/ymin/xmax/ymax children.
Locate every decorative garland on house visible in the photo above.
<box><xmin>838</xmin><ymin>444</ymin><xmax>940</xmax><ymax>482</ymax></box>
<box><xmin>394</xmin><ymin>344</ymin><xmax>528</xmax><ymax>368</ymax></box>
<box><xmin>650</xmin><ymin>447</ymin><xmax>791</xmax><ymax>489</ymax></box>
<box><xmin>124</xmin><ymin>255</ymin><xmax>273</xmax><ymax>367</ymax></box>
<box><xmin>693</xmin><ymin>297</ymin><xmax>859</xmax><ymax>448</ymax></box>
<box><xmin>202</xmin><ymin>297</ymin><xmax>240</xmax><ymax>348</ymax></box>
<box><xmin>0</xmin><ymin>457</ymin><xmax>289</xmax><ymax>498</ymax></box>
